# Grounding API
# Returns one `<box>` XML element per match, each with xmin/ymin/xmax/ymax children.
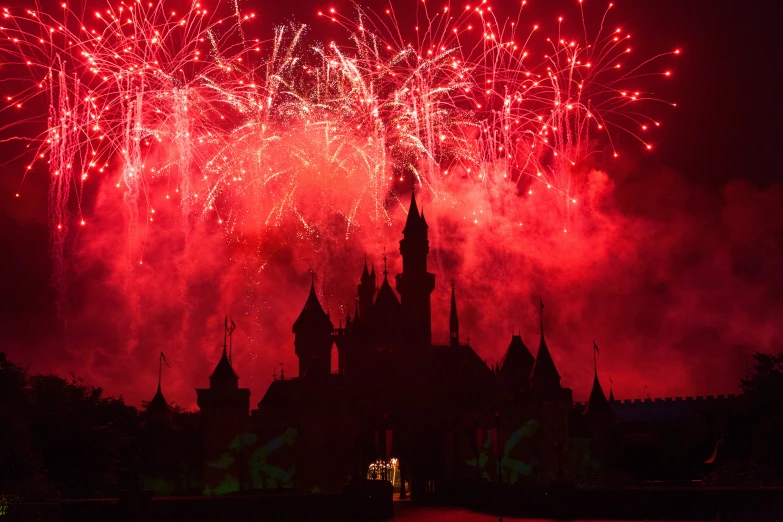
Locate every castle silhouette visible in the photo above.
<box><xmin>145</xmin><ymin>190</ymin><xmax>732</xmax><ymax>496</ymax></box>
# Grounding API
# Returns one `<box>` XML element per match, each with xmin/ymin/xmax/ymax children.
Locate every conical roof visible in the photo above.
<box><xmin>147</xmin><ymin>383</ymin><xmax>170</xmax><ymax>415</ymax></box>
<box><xmin>374</xmin><ymin>276</ymin><xmax>400</xmax><ymax>311</ymax></box>
<box><xmin>210</xmin><ymin>346</ymin><xmax>238</xmax><ymax>381</ymax></box>
<box><xmin>402</xmin><ymin>189</ymin><xmax>427</xmax><ymax>235</ymax></box>
<box><xmin>609</xmin><ymin>388</ymin><xmax>615</xmax><ymax>402</ymax></box>
<box><xmin>529</xmin><ymin>334</ymin><xmax>561</xmax><ymax>389</ymax></box>
<box><xmin>499</xmin><ymin>335</ymin><xmax>535</xmax><ymax>381</ymax></box>
<box><xmin>449</xmin><ymin>283</ymin><xmax>459</xmax><ymax>334</ymax></box>
<box><xmin>293</xmin><ymin>281</ymin><xmax>333</xmax><ymax>333</ymax></box>
<box><xmin>583</xmin><ymin>370</ymin><xmax>612</xmax><ymax>416</ymax></box>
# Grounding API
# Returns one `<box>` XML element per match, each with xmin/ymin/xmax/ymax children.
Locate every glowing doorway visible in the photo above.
<box><xmin>366</xmin><ymin>458</ymin><xmax>400</xmax><ymax>488</ymax></box>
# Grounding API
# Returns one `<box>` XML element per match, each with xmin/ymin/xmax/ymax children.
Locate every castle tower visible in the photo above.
<box><xmin>449</xmin><ymin>280</ymin><xmax>459</xmax><ymax>347</ymax></box>
<box><xmin>197</xmin><ymin>324</ymin><xmax>252</xmax><ymax>492</ymax></box>
<box><xmin>582</xmin><ymin>351</ymin><xmax>614</xmax><ymax>466</ymax></box>
<box><xmin>358</xmin><ymin>258</ymin><xmax>376</xmax><ymax>322</ymax></box>
<box><xmin>395</xmin><ymin>189</ymin><xmax>435</xmax><ymax>345</ymax></box>
<box><xmin>293</xmin><ymin>278</ymin><xmax>334</xmax><ymax>377</ymax></box>
<box><xmin>529</xmin><ymin>299</ymin><xmax>562</xmax><ymax>392</ymax></box>
<box><xmin>197</xmin><ymin>321</ymin><xmax>251</xmax><ymax>421</ymax></box>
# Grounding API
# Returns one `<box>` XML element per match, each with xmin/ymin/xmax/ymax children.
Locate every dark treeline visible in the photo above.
<box><xmin>0</xmin><ymin>352</ymin><xmax>201</xmax><ymax>503</ymax></box>
<box><xmin>0</xmin><ymin>351</ymin><xmax>782</xmax><ymax>502</ymax></box>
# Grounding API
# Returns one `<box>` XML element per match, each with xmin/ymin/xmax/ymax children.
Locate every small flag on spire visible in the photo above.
<box><xmin>229</xmin><ymin>318</ymin><xmax>237</xmax><ymax>334</ymax></box>
<box><xmin>593</xmin><ymin>341</ymin><xmax>599</xmax><ymax>358</ymax></box>
<box><xmin>160</xmin><ymin>352</ymin><xmax>171</xmax><ymax>368</ymax></box>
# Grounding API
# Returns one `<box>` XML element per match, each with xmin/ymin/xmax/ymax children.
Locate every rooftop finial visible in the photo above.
<box><xmin>382</xmin><ymin>246</ymin><xmax>388</xmax><ymax>277</ymax></box>
<box><xmin>593</xmin><ymin>340</ymin><xmax>599</xmax><ymax>373</ymax></box>
<box><xmin>539</xmin><ymin>297</ymin><xmax>545</xmax><ymax>338</ymax></box>
<box><xmin>450</xmin><ymin>277</ymin><xmax>459</xmax><ymax>347</ymax></box>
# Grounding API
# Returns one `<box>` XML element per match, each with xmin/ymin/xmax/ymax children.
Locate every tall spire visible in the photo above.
<box><xmin>396</xmin><ymin>185</ymin><xmax>435</xmax><ymax>345</ymax></box>
<box><xmin>358</xmin><ymin>257</ymin><xmax>376</xmax><ymax>322</ymax></box>
<box><xmin>584</xmin><ymin>369</ymin><xmax>612</xmax><ymax>416</ymax></box>
<box><xmin>293</xmin><ymin>275</ymin><xmax>332</xmax><ymax>333</ymax></box>
<box><xmin>449</xmin><ymin>279</ymin><xmax>459</xmax><ymax>347</ymax></box>
<box><xmin>362</xmin><ymin>255</ymin><xmax>370</xmax><ymax>279</ymax></box>
<box><xmin>382</xmin><ymin>248</ymin><xmax>388</xmax><ymax>278</ymax></box>
<box><xmin>293</xmin><ymin>274</ymin><xmax>334</xmax><ymax>378</ymax></box>
<box><xmin>211</xmin><ymin>320</ymin><xmax>239</xmax><ymax>390</ymax></box>
<box><xmin>529</xmin><ymin>297</ymin><xmax>562</xmax><ymax>390</ymax></box>
<box><xmin>402</xmin><ymin>185</ymin><xmax>427</xmax><ymax>235</ymax></box>
<box><xmin>148</xmin><ymin>352</ymin><xmax>171</xmax><ymax>420</ymax></box>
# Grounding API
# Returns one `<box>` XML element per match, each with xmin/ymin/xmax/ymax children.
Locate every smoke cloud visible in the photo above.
<box><xmin>2</xmin><ymin>150</ymin><xmax>775</xmax><ymax>410</ymax></box>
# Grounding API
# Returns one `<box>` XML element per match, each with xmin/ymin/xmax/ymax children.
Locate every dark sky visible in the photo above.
<box><xmin>0</xmin><ymin>0</ymin><xmax>781</xmax><ymax>407</ymax></box>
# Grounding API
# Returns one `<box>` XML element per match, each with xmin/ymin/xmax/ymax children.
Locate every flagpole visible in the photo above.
<box><xmin>158</xmin><ymin>353</ymin><xmax>162</xmax><ymax>388</ymax></box>
<box><xmin>223</xmin><ymin>315</ymin><xmax>228</xmax><ymax>354</ymax></box>
<box><xmin>229</xmin><ymin>317</ymin><xmax>233</xmax><ymax>365</ymax></box>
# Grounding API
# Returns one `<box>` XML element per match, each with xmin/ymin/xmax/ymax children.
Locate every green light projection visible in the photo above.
<box><xmin>465</xmin><ymin>420</ymin><xmax>540</xmax><ymax>484</ymax></box>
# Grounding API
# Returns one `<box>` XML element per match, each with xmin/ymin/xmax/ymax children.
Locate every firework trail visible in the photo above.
<box><xmin>0</xmin><ymin>0</ymin><xmax>677</xmax><ymax>280</ymax></box>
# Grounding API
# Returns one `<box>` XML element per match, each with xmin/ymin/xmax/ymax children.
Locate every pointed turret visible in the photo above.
<box><xmin>372</xmin><ymin>251</ymin><xmax>401</xmax><ymax>342</ymax></box>
<box><xmin>147</xmin><ymin>383</ymin><xmax>171</xmax><ymax>418</ymax></box>
<box><xmin>449</xmin><ymin>280</ymin><xmax>459</xmax><ymax>347</ymax></box>
<box><xmin>402</xmin><ymin>187</ymin><xmax>427</xmax><ymax>235</ymax></box>
<box><xmin>293</xmin><ymin>280</ymin><xmax>333</xmax><ymax>333</ymax></box>
<box><xmin>609</xmin><ymin>388</ymin><xmax>615</xmax><ymax>402</ymax></box>
<box><xmin>529</xmin><ymin>298</ymin><xmax>561</xmax><ymax>390</ymax></box>
<box><xmin>583</xmin><ymin>369</ymin><xmax>612</xmax><ymax>416</ymax></box>
<box><xmin>146</xmin><ymin>353</ymin><xmax>172</xmax><ymax>425</ymax></box>
<box><xmin>293</xmin><ymin>276</ymin><xmax>334</xmax><ymax>378</ymax></box>
<box><xmin>499</xmin><ymin>335</ymin><xmax>535</xmax><ymax>392</ymax></box>
<box><xmin>358</xmin><ymin>258</ymin><xmax>376</xmax><ymax>322</ymax></box>
<box><xmin>210</xmin><ymin>345</ymin><xmax>238</xmax><ymax>391</ymax></box>
<box><xmin>396</xmin><ymin>187</ymin><xmax>436</xmax><ymax>345</ymax></box>
<box><xmin>362</xmin><ymin>258</ymin><xmax>370</xmax><ymax>279</ymax></box>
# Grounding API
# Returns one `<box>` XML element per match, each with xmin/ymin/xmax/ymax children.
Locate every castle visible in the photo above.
<box><xmin>145</xmin><ymin>190</ymin><xmax>732</xmax><ymax>496</ymax></box>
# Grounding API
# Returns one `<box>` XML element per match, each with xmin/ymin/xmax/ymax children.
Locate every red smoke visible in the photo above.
<box><xmin>3</xmin><ymin>156</ymin><xmax>778</xmax><ymax>410</ymax></box>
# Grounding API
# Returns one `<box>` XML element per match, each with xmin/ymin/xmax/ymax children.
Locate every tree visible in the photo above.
<box><xmin>739</xmin><ymin>352</ymin><xmax>783</xmax><ymax>484</ymax></box>
<box><xmin>0</xmin><ymin>353</ymin><xmax>48</xmax><ymax>500</ymax></box>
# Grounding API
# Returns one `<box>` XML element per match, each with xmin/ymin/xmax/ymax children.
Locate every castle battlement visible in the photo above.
<box><xmin>574</xmin><ymin>394</ymin><xmax>739</xmax><ymax>422</ymax></box>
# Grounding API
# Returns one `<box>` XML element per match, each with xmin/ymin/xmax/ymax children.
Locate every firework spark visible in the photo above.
<box><xmin>0</xmin><ymin>0</ymin><xmax>677</xmax><ymax>278</ymax></box>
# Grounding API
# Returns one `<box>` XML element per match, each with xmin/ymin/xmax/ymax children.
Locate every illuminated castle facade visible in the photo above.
<box><xmin>187</xmin><ymin>191</ymin><xmax>729</xmax><ymax>496</ymax></box>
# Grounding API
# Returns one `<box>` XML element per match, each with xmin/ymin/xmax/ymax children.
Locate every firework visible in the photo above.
<box><xmin>0</xmin><ymin>0</ymin><xmax>677</xmax><ymax>272</ymax></box>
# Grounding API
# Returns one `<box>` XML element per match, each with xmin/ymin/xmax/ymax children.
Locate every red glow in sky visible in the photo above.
<box><xmin>0</xmin><ymin>0</ymin><xmax>781</xmax><ymax>408</ymax></box>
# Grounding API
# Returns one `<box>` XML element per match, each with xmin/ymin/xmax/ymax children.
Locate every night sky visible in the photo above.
<box><xmin>0</xmin><ymin>0</ymin><xmax>781</xmax><ymax>408</ymax></box>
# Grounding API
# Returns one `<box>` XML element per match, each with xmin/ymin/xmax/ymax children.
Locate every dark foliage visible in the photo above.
<box><xmin>738</xmin><ymin>352</ymin><xmax>783</xmax><ymax>484</ymax></box>
<box><xmin>0</xmin><ymin>352</ymin><xmax>202</xmax><ymax>499</ymax></box>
